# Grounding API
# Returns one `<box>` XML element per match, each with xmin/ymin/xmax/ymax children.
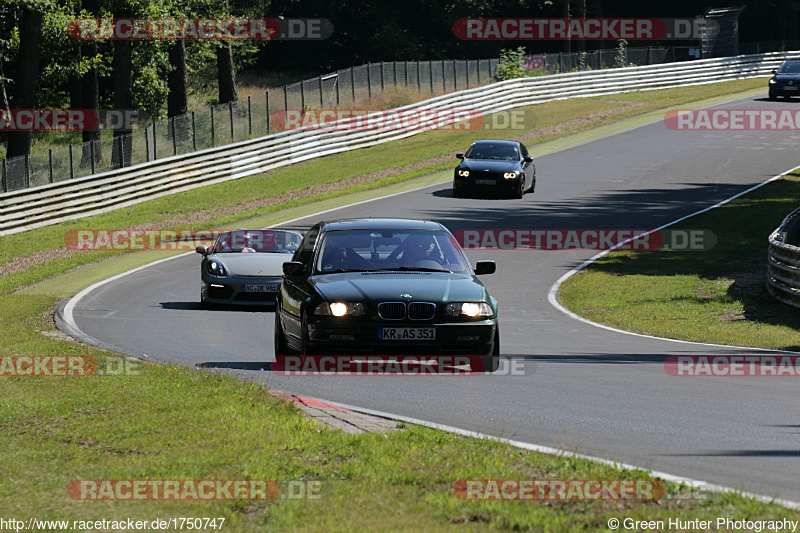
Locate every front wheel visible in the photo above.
<box><xmin>299</xmin><ymin>311</ymin><xmax>314</xmax><ymax>356</ymax></box>
<box><xmin>274</xmin><ymin>307</ymin><xmax>291</xmax><ymax>356</ymax></box>
<box><xmin>473</xmin><ymin>328</ymin><xmax>500</xmax><ymax>373</ymax></box>
<box><xmin>514</xmin><ymin>177</ymin><xmax>525</xmax><ymax>199</ymax></box>
<box><xmin>769</xmin><ymin>90</ymin><xmax>777</xmax><ymax>101</ymax></box>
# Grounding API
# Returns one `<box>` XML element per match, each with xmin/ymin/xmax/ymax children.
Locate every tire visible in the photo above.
<box><xmin>453</xmin><ymin>186</ymin><xmax>463</xmax><ymax>198</ymax></box>
<box><xmin>514</xmin><ymin>177</ymin><xmax>525</xmax><ymax>199</ymax></box>
<box><xmin>472</xmin><ymin>328</ymin><xmax>500</xmax><ymax>373</ymax></box>
<box><xmin>769</xmin><ymin>91</ymin><xmax>777</xmax><ymax>101</ymax></box>
<box><xmin>299</xmin><ymin>310</ymin><xmax>314</xmax><ymax>356</ymax></box>
<box><xmin>274</xmin><ymin>307</ymin><xmax>291</xmax><ymax>356</ymax></box>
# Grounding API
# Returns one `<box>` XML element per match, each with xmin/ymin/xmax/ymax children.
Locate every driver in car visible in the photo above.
<box><xmin>230</xmin><ymin>230</ymin><xmax>257</xmax><ymax>252</ymax></box>
<box><xmin>321</xmin><ymin>246</ymin><xmax>350</xmax><ymax>271</ymax></box>
<box><xmin>402</xmin><ymin>236</ymin><xmax>443</xmax><ymax>266</ymax></box>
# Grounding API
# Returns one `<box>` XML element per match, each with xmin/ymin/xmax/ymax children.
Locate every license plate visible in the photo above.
<box><xmin>378</xmin><ymin>327</ymin><xmax>436</xmax><ymax>341</ymax></box>
<box><xmin>785</xmin><ymin>86</ymin><xmax>798</xmax><ymax>90</ymax></box>
<box><xmin>243</xmin><ymin>284</ymin><xmax>279</xmax><ymax>293</ymax></box>
<box><xmin>475</xmin><ymin>179</ymin><xmax>495</xmax><ymax>185</ymax></box>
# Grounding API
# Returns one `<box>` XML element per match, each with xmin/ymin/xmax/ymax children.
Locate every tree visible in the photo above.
<box><xmin>216</xmin><ymin>42</ymin><xmax>238</xmax><ymax>104</ymax></box>
<box><xmin>6</xmin><ymin>7</ymin><xmax>44</xmax><ymax>160</ymax></box>
<box><xmin>79</xmin><ymin>0</ymin><xmax>102</xmax><ymax>167</ymax></box>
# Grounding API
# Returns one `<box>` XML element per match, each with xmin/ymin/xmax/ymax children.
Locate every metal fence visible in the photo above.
<box><xmin>1</xmin><ymin>41</ymin><xmax>795</xmax><ymax>193</ymax></box>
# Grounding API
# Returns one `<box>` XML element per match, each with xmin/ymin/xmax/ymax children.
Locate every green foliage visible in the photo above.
<box><xmin>614</xmin><ymin>39</ymin><xmax>632</xmax><ymax>69</ymax></box>
<box><xmin>495</xmin><ymin>47</ymin><xmax>553</xmax><ymax>81</ymax></box>
<box><xmin>494</xmin><ymin>47</ymin><xmax>528</xmax><ymax>81</ymax></box>
<box><xmin>1</xmin><ymin>0</ymin><xmax>265</xmax><ymax>137</ymax></box>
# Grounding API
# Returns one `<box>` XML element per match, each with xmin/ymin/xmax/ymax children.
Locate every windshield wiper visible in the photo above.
<box><xmin>372</xmin><ymin>266</ymin><xmax>452</xmax><ymax>273</ymax></box>
<box><xmin>316</xmin><ymin>268</ymin><xmax>374</xmax><ymax>274</ymax></box>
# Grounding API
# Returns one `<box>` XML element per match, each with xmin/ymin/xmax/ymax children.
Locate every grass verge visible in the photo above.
<box><xmin>3</xmin><ymin>78</ymin><xmax>798</xmax><ymax>529</ymax></box>
<box><xmin>560</xmin><ymin>173</ymin><xmax>800</xmax><ymax>350</ymax></box>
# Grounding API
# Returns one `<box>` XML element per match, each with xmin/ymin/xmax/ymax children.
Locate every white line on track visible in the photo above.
<box><xmin>547</xmin><ymin>162</ymin><xmax>800</xmax><ymax>353</ymax></box>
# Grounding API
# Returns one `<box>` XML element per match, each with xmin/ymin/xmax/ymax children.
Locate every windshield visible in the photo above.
<box><xmin>778</xmin><ymin>61</ymin><xmax>800</xmax><ymax>74</ymax></box>
<box><xmin>464</xmin><ymin>142</ymin><xmax>520</xmax><ymax>161</ymax></box>
<box><xmin>212</xmin><ymin>229</ymin><xmax>302</xmax><ymax>253</ymax></box>
<box><xmin>314</xmin><ymin>229</ymin><xmax>469</xmax><ymax>274</ymax></box>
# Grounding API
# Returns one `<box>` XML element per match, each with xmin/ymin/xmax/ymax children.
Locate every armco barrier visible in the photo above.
<box><xmin>767</xmin><ymin>207</ymin><xmax>800</xmax><ymax>308</ymax></box>
<box><xmin>1</xmin><ymin>51</ymin><xmax>797</xmax><ymax>236</ymax></box>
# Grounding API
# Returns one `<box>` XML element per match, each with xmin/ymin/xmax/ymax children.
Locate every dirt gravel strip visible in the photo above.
<box><xmin>270</xmin><ymin>391</ymin><xmax>401</xmax><ymax>434</ymax></box>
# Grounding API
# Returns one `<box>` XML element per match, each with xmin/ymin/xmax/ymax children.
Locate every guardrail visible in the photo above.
<box><xmin>767</xmin><ymin>206</ymin><xmax>800</xmax><ymax>308</ymax></box>
<box><xmin>1</xmin><ymin>50</ymin><xmax>797</xmax><ymax>236</ymax></box>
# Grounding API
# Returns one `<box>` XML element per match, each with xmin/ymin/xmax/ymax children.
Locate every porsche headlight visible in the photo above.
<box><xmin>458</xmin><ymin>170</ymin><xmax>470</xmax><ymax>177</ymax></box>
<box><xmin>769</xmin><ymin>78</ymin><xmax>777</xmax><ymax>85</ymax></box>
<box><xmin>503</xmin><ymin>172</ymin><xmax>519</xmax><ymax>179</ymax></box>
<box><xmin>314</xmin><ymin>302</ymin><xmax>366</xmax><ymax>317</ymax></box>
<box><xmin>445</xmin><ymin>302</ymin><xmax>492</xmax><ymax>317</ymax></box>
<box><xmin>207</xmin><ymin>260</ymin><xmax>226</xmax><ymax>277</ymax></box>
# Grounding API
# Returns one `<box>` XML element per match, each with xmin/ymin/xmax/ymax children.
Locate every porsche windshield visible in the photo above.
<box><xmin>464</xmin><ymin>142</ymin><xmax>520</xmax><ymax>161</ymax></box>
<box><xmin>314</xmin><ymin>229</ymin><xmax>469</xmax><ymax>274</ymax></box>
<box><xmin>212</xmin><ymin>230</ymin><xmax>301</xmax><ymax>253</ymax></box>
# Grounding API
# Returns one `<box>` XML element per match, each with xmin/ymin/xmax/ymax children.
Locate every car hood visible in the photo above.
<box><xmin>310</xmin><ymin>271</ymin><xmax>488</xmax><ymax>305</ymax></box>
<box><xmin>458</xmin><ymin>159</ymin><xmax>521</xmax><ymax>173</ymax></box>
<box><xmin>212</xmin><ymin>253</ymin><xmax>290</xmax><ymax>277</ymax></box>
<box><xmin>772</xmin><ymin>74</ymin><xmax>800</xmax><ymax>83</ymax></box>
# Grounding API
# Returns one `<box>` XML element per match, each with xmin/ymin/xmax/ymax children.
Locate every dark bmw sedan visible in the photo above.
<box><xmin>769</xmin><ymin>59</ymin><xmax>800</xmax><ymax>100</ymax></box>
<box><xmin>453</xmin><ymin>139</ymin><xmax>535</xmax><ymax>199</ymax></box>
<box><xmin>274</xmin><ymin>218</ymin><xmax>500</xmax><ymax>371</ymax></box>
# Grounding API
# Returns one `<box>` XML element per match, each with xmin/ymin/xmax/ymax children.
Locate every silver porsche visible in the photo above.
<box><xmin>196</xmin><ymin>229</ymin><xmax>303</xmax><ymax>308</ymax></box>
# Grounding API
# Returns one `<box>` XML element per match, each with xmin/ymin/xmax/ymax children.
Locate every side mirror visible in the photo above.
<box><xmin>772</xmin><ymin>69</ymin><xmax>777</xmax><ymax>74</ymax></box>
<box><xmin>196</xmin><ymin>245</ymin><xmax>210</xmax><ymax>255</ymax></box>
<box><xmin>283</xmin><ymin>261</ymin><xmax>304</xmax><ymax>276</ymax></box>
<box><xmin>455</xmin><ymin>153</ymin><xmax>464</xmax><ymax>159</ymax></box>
<box><xmin>523</xmin><ymin>156</ymin><xmax>533</xmax><ymax>163</ymax></box>
<box><xmin>474</xmin><ymin>260</ymin><xmax>496</xmax><ymax>275</ymax></box>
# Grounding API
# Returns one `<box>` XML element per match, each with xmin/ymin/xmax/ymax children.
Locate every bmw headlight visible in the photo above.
<box><xmin>445</xmin><ymin>302</ymin><xmax>492</xmax><ymax>317</ymax></box>
<box><xmin>314</xmin><ymin>302</ymin><xmax>366</xmax><ymax>317</ymax></box>
<box><xmin>458</xmin><ymin>170</ymin><xmax>470</xmax><ymax>177</ymax></box>
<box><xmin>503</xmin><ymin>171</ymin><xmax>519</xmax><ymax>179</ymax></box>
<box><xmin>207</xmin><ymin>260</ymin><xmax>226</xmax><ymax>277</ymax></box>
